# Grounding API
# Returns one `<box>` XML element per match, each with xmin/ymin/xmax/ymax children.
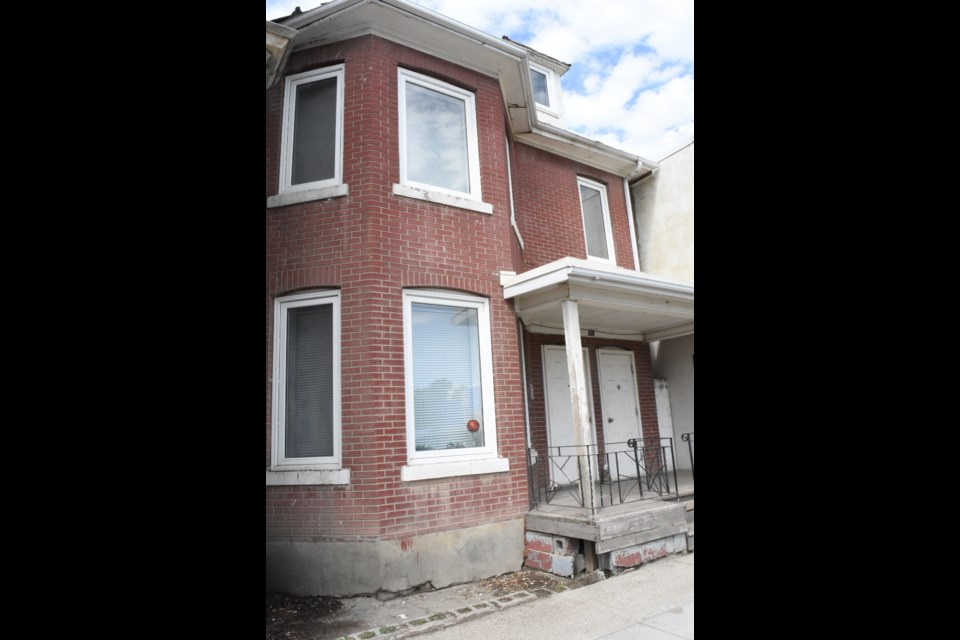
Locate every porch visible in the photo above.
<box><xmin>502</xmin><ymin>258</ymin><xmax>695</xmax><ymax>574</ymax></box>
<box><xmin>523</xmin><ymin>437</ymin><xmax>694</xmax><ymax>573</ymax></box>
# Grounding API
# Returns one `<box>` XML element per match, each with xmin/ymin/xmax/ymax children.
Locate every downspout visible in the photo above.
<box><xmin>624</xmin><ymin>177</ymin><xmax>640</xmax><ymax>272</ymax></box>
<box><xmin>518</xmin><ymin>316</ymin><xmax>537</xmax><ymax>511</ymax></box>
<box><xmin>626</xmin><ymin>165</ymin><xmax>658</xmax><ymax>273</ymax></box>
<box><xmin>517</xmin><ymin>317</ymin><xmax>533</xmax><ymax>452</ymax></box>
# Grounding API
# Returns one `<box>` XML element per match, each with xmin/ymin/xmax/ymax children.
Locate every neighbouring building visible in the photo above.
<box><xmin>266</xmin><ymin>0</ymin><xmax>694</xmax><ymax>596</ymax></box>
<box><xmin>631</xmin><ymin>139</ymin><xmax>694</xmax><ymax>473</ymax></box>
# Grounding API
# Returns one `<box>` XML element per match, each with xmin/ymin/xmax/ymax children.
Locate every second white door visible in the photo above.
<box><xmin>597</xmin><ymin>348</ymin><xmax>643</xmax><ymax>474</ymax></box>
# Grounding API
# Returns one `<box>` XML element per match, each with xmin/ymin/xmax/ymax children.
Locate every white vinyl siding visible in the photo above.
<box><xmin>398</xmin><ymin>68</ymin><xmax>482</xmax><ymax>202</ymax></box>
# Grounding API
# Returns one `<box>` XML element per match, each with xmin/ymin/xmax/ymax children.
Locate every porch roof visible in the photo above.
<box><xmin>500</xmin><ymin>258</ymin><xmax>694</xmax><ymax>342</ymax></box>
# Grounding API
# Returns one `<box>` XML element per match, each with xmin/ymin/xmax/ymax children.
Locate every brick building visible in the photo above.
<box><xmin>266</xmin><ymin>0</ymin><xmax>694</xmax><ymax>596</ymax></box>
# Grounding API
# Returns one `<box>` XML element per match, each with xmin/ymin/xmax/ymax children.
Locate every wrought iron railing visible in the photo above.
<box><xmin>527</xmin><ymin>438</ymin><xmax>679</xmax><ymax>514</ymax></box>
<box><xmin>680</xmin><ymin>432</ymin><xmax>694</xmax><ymax>485</ymax></box>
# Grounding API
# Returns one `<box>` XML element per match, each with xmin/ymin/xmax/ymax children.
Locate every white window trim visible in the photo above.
<box><xmin>271</xmin><ymin>290</ymin><xmax>343</xmax><ymax>472</ymax></box>
<box><xmin>578</xmin><ymin>176</ymin><xmax>617</xmax><ymax>265</ymax></box>
<box><xmin>396</xmin><ymin>68</ymin><xmax>484</xmax><ymax>203</ymax></box>
<box><xmin>402</xmin><ymin>289</ymin><xmax>503</xmax><ymax>479</ymax></box>
<box><xmin>400</xmin><ymin>458</ymin><xmax>508</xmax><ymax>482</ymax></box>
<box><xmin>392</xmin><ymin>183</ymin><xmax>492</xmax><ymax>215</ymax></box>
<box><xmin>266</xmin><ymin>469</ymin><xmax>351</xmax><ymax>486</ymax></box>
<box><xmin>278</xmin><ymin>65</ymin><xmax>345</xmax><ymax>195</ymax></box>
<box><xmin>529</xmin><ymin>62</ymin><xmax>560</xmax><ymax>118</ymax></box>
<box><xmin>267</xmin><ymin>184</ymin><xmax>349</xmax><ymax>209</ymax></box>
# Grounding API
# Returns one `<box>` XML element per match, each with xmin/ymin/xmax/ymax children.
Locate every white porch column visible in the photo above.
<box><xmin>561</xmin><ymin>299</ymin><xmax>598</xmax><ymax>513</ymax></box>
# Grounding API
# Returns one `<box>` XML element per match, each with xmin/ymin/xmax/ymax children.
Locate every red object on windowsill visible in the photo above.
<box><xmin>467</xmin><ymin>419</ymin><xmax>480</xmax><ymax>432</ymax></box>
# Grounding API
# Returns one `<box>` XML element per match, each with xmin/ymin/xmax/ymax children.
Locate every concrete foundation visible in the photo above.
<box><xmin>266</xmin><ymin>517</ymin><xmax>525</xmax><ymax>596</ymax></box>
<box><xmin>524</xmin><ymin>530</ymin><xmax>584</xmax><ymax>577</ymax></box>
<box><xmin>599</xmin><ymin>533</ymin><xmax>686</xmax><ymax>570</ymax></box>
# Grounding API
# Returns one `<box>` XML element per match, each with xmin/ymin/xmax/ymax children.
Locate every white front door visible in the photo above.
<box><xmin>542</xmin><ymin>345</ymin><xmax>596</xmax><ymax>484</ymax></box>
<box><xmin>597</xmin><ymin>349</ymin><xmax>643</xmax><ymax>476</ymax></box>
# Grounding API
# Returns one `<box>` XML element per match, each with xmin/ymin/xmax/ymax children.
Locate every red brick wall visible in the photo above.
<box><xmin>510</xmin><ymin>144</ymin><xmax>634</xmax><ymax>272</ymax></box>
<box><xmin>266</xmin><ymin>35</ymin><xmax>528</xmax><ymax>542</ymax></box>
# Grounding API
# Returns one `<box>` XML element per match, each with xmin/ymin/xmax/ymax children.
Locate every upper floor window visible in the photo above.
<box><xmin>279</xmin><ymin>65</ymin><xmax>345</xmax><ymax>194</ymax></box>
<box><xmin>398</xmin><ymin>68</ymin><xmax>482</xmax><ymax>201</ymax></box>
<box><xmin>529</xmin><ymin>62</ymin><xmax>556</xmax><ymax>110</ymax></box>
<box><xmin>271</xmin><ymin>290</ymin><xmax>341</xmax><ymax>470</ymax></box>
<box><xmin>578</xmin><ymin>177</ymin><xmax>616</xmax><ymax>264</ymax></box>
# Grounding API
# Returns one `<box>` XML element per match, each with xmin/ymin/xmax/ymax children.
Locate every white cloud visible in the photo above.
<box><xmin>584</xmin><ymin>74</ymin><xmax>696</xmax><ymax>162</ymax></box>
<box><xmin>564</xmin><ymin>47</ymin><xmax>694</xmax><ymax>161</ymax></box>
<box><xmin>266</xmin><ymin>0</ymin><xmax>693</xmax><ymax>160</ymax></box>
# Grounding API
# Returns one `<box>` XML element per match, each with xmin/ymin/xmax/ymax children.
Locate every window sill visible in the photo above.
<box><xmin>267</xmin><ymin>183</ymin><xmax>349</xmax><ymax>208</ymax></box>
<box><xmin>265</xmin><ymin>468</ymin><xmax>350</xmax><ymax>485</ymax></box>
<box><xmin>392</xmin><ymin>183</ymin><xmax>493</xmax><ymax>215</ymax></box>
<box><xmin>400</xmin><ymin>457</ymin><xmax>509</xmax><ymax>482</ymax></box>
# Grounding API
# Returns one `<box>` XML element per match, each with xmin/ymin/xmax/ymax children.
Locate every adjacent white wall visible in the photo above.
<box><xmin>632</xmin><ymin>140</ymin><xmax>694</xmax><ymax>471</ymax></box>
<box><xmin>632</xmin><ymin>140</ymin><xmax>694</xmax><ymax>281</ymax></box>
<box><xmin>651</xmin><ymin>334</ymin><xmax>694</xmax><ymax>470</ymax></box>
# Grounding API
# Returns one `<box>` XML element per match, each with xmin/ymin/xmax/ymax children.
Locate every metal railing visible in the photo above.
<box><xmin>680</xmin><ymin>433</ymin><xmax>694</xmax><ymax>485</ymax></box>
<box><xmin>527</xmin><ymin>438</ymin><xmax>679</xmax><ymax>514</ymax></box>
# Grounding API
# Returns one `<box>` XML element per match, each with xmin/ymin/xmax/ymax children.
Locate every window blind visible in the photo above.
<box><xmin>292</xmin><ymin>77</ymin><xmax>337</xmax><ymax>185</ymax></box>
<box><xmin>411</xmin><ymin>303</ymin><xmax>484</xmax><ymax>451</ymax></box>
<box><xmin>285</xmin><ymin>304</ymin><xmax>334</xmax><ymax>457</ymax></box>
<box><xmin>405</xmin><ymin>83</ymin><xmax>470</xmax><ymax>193</ymax></box>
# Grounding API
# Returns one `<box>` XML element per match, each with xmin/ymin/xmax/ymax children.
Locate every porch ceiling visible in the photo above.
<box><xmin>501</xmin><ymin>258</ymin><xmax>694</xmax><ymax>341</ymax></box>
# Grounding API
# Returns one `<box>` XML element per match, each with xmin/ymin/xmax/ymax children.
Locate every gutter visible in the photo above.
<box><xmin>282</xmin><ymin>0</ymin><xmax>657</xmax><ymax>179</ymax></box>
<box><xmin>502</xmin><ymin>257</ymin><xmax>694</xmax><ymax>300</ymax></box>
<box><xmin>286</xmin><ymin>0</ymin><xmax>528</xmax><ymax>60</ymax></box>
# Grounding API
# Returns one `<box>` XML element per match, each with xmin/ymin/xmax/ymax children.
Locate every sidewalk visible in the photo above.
<box><xmin>332</xmin><ymin>552</ymin><xmax>693</xmax><ymax>640</ymax></box>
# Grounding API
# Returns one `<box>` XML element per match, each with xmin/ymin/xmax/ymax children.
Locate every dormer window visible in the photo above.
<box><xmin>529</xmin><ymin>62</ymin><xmax>557</xmax><ymax>113</ymax></box>
<box><xmin>530</xmin><ymin>69</ymin><xmax>550</xmax><ymax>107</ymax></box>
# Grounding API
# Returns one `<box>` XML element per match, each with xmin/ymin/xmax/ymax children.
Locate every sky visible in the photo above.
<box><xmin>266</xmin><ymin>0</ymin><xmax>693</xmax><ymax>162</ymax></box>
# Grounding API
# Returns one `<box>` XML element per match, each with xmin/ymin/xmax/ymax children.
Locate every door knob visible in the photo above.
<box><xmin>608</xmin><ymin>417</ymin><xmax>614</xmax><ymax>423</ymax></box>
